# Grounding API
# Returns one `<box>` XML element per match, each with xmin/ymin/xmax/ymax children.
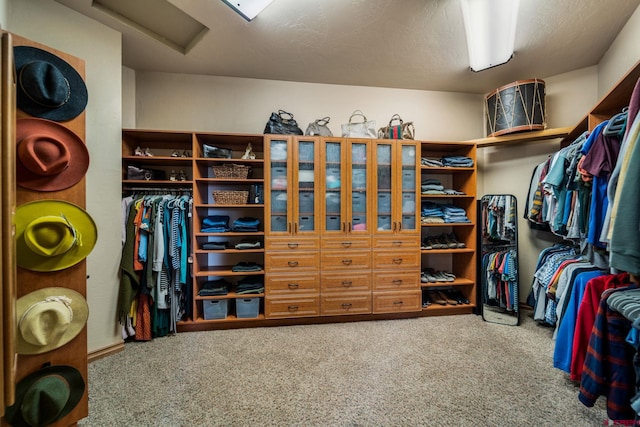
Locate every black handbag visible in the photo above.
<box><xmin>203</xmin><ymin>144</ymin><xmax>232</xmax><ymax>159</ymax></box>
<box><xmin>126</xmin><ymin>165</ymin><xmax>166</xmax><ymax>181</ymax></box>
<box><xmin>264</xmin><ymin>109</ymin><xmax>303</xmax><ymax>135</ymax></box>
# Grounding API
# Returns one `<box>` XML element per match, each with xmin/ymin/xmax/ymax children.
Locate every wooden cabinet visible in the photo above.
<box><xmin>191</xmin><ymin>133</ymin><xmax>265</xmax><ymax>323</ymax></box>
<box><xmin>419</xmin><ymin>141</ymin><xmax>477</xmax><ymax>314</ymax></box>
<box><xmin>264</xmin><ymin>135</ymin><xmax>321</xmax><ymax>319</ymax></box>
<box><xmin>319</xmin><ymin>137</ymin><xmax>373</xmax><ymax>315</ymax></box>
<box><xmin>371</xmin><ymin>140</ymin><xmax>422</xmax><ymax>313</ymax></box>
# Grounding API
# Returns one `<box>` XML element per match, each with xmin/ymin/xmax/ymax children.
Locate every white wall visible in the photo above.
<box><xmin>135</xmin><ymin>72</ymin><xmax>483</xmax><ymax>141</ymax></box>
<box><xmin>122</xmin><ymin>66</ymin><xmax>136</xmax><ymax>129</ymax></box>
<box><xmin>598</xmin><ymin>5</ymin><xmax>640</xmax><ymax>98</ymax></box>
<box><xmin>8</xmin><ymin>0</ymin><xmax>123</xmax><ymax>353</ymax></box>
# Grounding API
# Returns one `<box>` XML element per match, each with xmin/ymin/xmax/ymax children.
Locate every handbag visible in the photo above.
<box><xmin>203</xmin><ymin>144</ymin><xmax>232</xmax><ymax>159</ymax></box>
<box><xmin>341</xmin><ymin>110</ymin><xmax>377</xmax><ymax>138</ymax></box>
<box><xmin>263</xmin><ymin>109</ymin><xmax>303</xmax><ymax>135</ymax></box>
<box><xmin>126</xmin><ymin>165</ymin><xmax>166</xmax><ymax>181</ymax></box>
<box><xmin>378</xmin><ymin>114</ymin><xmax>415</xmax><ymax>140</ymax></box>
<box><xmin>305</xmin><ymin>117</ymin><xmax>333</xmax><ymax>136</ymax></box>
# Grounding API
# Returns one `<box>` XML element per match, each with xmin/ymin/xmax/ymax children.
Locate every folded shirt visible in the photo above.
<box><xmin>199</xmin><ymin>278</ymin><xmax>231</xmax><ymax>296</ymax></box>
<box><xmin>235</xmin><ymin>240</ymin><xmax>262</xmax><ymax>250</ymax></box>
<box><xmin>231</xmin><ymin>262</ymin><xmax>263</xmax><ymax>272</ymax></box>
<box><xmin>201</xmin><ymin>241</ymin><xmax>228</xmax><ymax>250</ymax></box>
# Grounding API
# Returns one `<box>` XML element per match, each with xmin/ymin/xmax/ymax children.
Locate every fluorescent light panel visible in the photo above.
<box><xmin>460</xmin><ymin>0</ymin><xmax>519</xmax><ymax>72</ymax></box>
<box><xmin>222</xmin><ymin>0</ymin><xmax>274</xmax><ymax>21</ymax></box>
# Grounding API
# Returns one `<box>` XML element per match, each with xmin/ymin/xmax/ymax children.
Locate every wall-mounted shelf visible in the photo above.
<box><xmin>467</xmin><ymin>127</ymin><xmax>572</xmax><ymax>148</ymax></box>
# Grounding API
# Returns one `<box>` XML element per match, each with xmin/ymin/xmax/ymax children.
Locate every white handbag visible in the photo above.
<box><xmin>341</xmin><ymin>110</ymin><xmax>377</xmax><ymax>138</ymax></box>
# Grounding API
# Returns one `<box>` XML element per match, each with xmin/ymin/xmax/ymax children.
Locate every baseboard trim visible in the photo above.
<box><xmin>88</xmin><ymin>341</ymin><xmax>125</xmax><ymax>363</ymax></box>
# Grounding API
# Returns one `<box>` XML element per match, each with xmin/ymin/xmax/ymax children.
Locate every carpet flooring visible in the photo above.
<box><xmin>79</xmin><ymin>311</ymin><xmax>608</xmax><ymax>426</ymax></box>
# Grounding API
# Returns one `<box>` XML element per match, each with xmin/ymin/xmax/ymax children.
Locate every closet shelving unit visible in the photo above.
<box><xmin>420</xmin><ymin>141</ymin><xmax>477</xmax><ymax>314</ymax></box>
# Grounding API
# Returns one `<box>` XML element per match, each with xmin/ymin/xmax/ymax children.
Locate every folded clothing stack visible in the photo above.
<box><xmin>201</xmin><ymin>241</ymin><xmax>228</xmax><ymax>250</ymax></box>
<box><xmin>441</xmin><ymin>155</ymin><xmax>474</xmax><ymax>167</ymax></box>
<box><xmin>231</xmin><ymin>261</ymin><xmax>262</xmax><ymax>272</ymax></box>
<box><xmin>442</xmin><ymin>204</ymin><xmax>471</xmax><ymax>223</ymax></box>
<box><xmin>201</xmin><ymin>215</ymin><xmax>230</xmax><ymax>232</ymax></box>
<box><xmin>235</xmin><ymin>239</ymin><xmax>261</xmax><ymax>250</ymax></box>
<box><xmin>421</xmin><ymin>201</ymin><xmax>445</xmax><ymax>223</ymax></box>
<box><xmin>421</xmin><ymin>157</ymin><xmax>443</xmax><ymax>167</ymax></box>
<box><xmin>199</xmin><ymin>278</ymin><xmax>231</xmax><ymax>296</ymax></box>
<box><xmin>232</xmin><ymin>217</ymin><xmax>260</xmax><ymax>232</ymax></box>
<box><xmin>236</xmin><ymin>275</ymin><xmax>264</xmax><ymax>294</ymax></box>
<box><xmin>421</xmin><ymin>178</ymin><xmax>466</xmax><ymax>196</ymax></box>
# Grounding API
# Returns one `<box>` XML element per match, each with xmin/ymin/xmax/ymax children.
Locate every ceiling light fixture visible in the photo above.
<box><xmin>221</xmin><ymin>0</ymin><xmax>274</xmax><ymax>21</ymax></box>
<box><xmin>460</xmin><ymin>0</ymin><xmax>519</xmax><ymax>72</ymax></box>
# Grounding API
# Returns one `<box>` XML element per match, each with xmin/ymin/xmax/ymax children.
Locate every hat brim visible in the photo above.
<box><xmin>4</xmin><ymin>365</ymin><xmax>85</xmax><ymax>427</ymax></box>
<box><xmin>16</xmin><ymin>118</ymin><xmax>90</xmax><ymax>192</ymax></box>
<box><xmin>16</xmin><ymin>287</ymin><xmax>89</xmax><ymax>355</ymax></box>
<box><xmin>14</xmin><ymin>46</ymin><xmax>88</xmax><ymax>122</ymax></box>
<box><xmin>15</xmin><ymin>200</ymin><xmax>98</xmax><ymax>272</ymax></box>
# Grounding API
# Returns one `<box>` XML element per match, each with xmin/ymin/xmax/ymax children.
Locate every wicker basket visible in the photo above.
<box><xmin>212</xmin><ymin>190</ymin><xmax>249</xmax><ymax>205</ymax></box>
<box><xmin>211</xmin><ymin>164</ymin><xmax>251</xmax><ymax>179</ymax></box>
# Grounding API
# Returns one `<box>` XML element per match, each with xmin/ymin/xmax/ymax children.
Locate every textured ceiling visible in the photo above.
<box><xmin>56</xmin><ymin>0</ymin><xmax>640</xmax><ymax>94</ymax></box>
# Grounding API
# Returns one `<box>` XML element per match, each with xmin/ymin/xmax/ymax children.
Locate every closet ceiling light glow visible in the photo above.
<box><xmin>460</xmin><ymin>0</ymin><xmax>519</xmax><ymax>72</ymax></box>
<box><xmin>221</xmin><ymin>0</ymin><xmax>274</xmax><ymax>21</ymax></box>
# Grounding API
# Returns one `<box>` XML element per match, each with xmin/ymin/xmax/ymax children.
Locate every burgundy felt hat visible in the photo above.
<box><xmin>16</xmin><ymin>118</ymin><xmax>89</xmax><ymax>192</ymax></box>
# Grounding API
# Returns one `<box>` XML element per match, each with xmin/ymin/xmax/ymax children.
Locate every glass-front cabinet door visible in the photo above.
<box><xmin>321</xmin><ymin>138</ymin><xmax>370</xmax><ymax>235</ymax></box>
<box><xmin>293</xmin><ymin>137</ymin><xmax>318</xmax><ymax>235</ymax></box>
<box><xmin>266</xmin><ymin>136</ymin><xmax>319</xmax><ymax>237</ymax></box>
<box><xmin>266</xmin><ymin>136</ymin><xmax>291</xmax><ymax>235</ymax></box>
<box><xmin>373</xmin><ymin>140</ymin><xmax>419</xmax><ymax>235</ymax></box>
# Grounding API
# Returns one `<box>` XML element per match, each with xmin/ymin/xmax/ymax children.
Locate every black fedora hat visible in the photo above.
<box><xmin>4</xmin><ymin>365</ymin><xmax>85</xmax><ymax>427</ymax></box>
<box><xmin>14</xmin><ymin>46</ymin><xmax>88</xmax><ymax>122</ymax></box>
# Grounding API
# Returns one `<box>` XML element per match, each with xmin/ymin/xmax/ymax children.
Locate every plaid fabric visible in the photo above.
<box><xmin>579</xmin><ymin>285</ymin><xmax>638</xmax><ymax>421</ymax></box>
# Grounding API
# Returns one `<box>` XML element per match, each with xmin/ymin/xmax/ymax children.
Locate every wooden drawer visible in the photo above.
<box><xmin>321</xmin><ymin>271</ymin><xmax>372</xmax><ymax>293</ymax></box>
<box><xmin>321</xmin><ymin>293</ymin><xmax>371</xmax><ymax>316</ymax></box>
<box><xmin>265</xmin><ymin>251</ymin><xmax>320</xmax><ymax>272</ymax></box>
<box><xmin>372</xmin><ymin>291</ymin><xmax>422</xmax><ymax>314</ymax></box>
<box><xmin>321</xmin><ymin>250</ymin><xmax>371</xmax><ymax>270</ymax></box>
<box><xmin>372</xmin><ymin>236</ymin><xmax>420</xmax><ymax>250</ymax></box>
<box><xmin>265</xmin><ymin>296</ymin><xmax>320</xmax><ymax>319</ymax></box>
<box><xmin>373</xmin><ymin>271</ymin><xmax>420</xmax><ymax>291</ymax></box>
<box><xmin>265</xmin><ymin>237</ymin><xmax>320</xmax><ymax>251</ymax></box>
<box><xmin>321</xmin><ymin>237</ymin><xmax>371</xmax><ymax>250</ymax></box>
<box><xmin>372</xmin><ymin>250</ymin><xmax>420</xmax><ymax>269</ymax></box>
<box><xmin>266</xmin><ymin>274</ymin><xmax>320</xmax><ymax>296</ymax></box>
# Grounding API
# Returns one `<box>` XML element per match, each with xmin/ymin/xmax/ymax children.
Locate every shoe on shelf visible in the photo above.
<box><xmin>171</xmin><ymin>149</ymin><xmax>181</xmax><ymax>157</ymax></box>
<box><xmin>179</xmin><ymin>170</ymin><xmax>187</xmax><ymax>181</ymax></box>
<box><xmin>445</xmin><ymin>289</ymin><xmax>470</xmax><ymax>304</ymax></box>
<box><xmin>134</xmin><ymin>146</ymin><xmax>144</xmax><ymax>156</ymax></box>
<box><xmin>144</xmin><ymin>147</ymin><xmax>154</xmax><ymax>156</ymax></box>
<box><xmin>421</xmin><ymin>238</ymin><xmax>433</xmax><ymax>250</ymax></box>
<box><xmin>421</xmin><ymin>268</ymin><xmax>437</xmax><ymax>283</ymax></box>
<box><xmin>422</xmin><ymin>291</ymin><xmax>432</xmax><ymax>308</ymax></box>
<box><xmin>169</xmin><ymin>170</ymin><xmax>177</xmax><ymax>181</ymax></box>
<box><xmin>438</xmin><ymin>290</ymin><xmax>458</xmax><ymax>305</ymax></box>
<box><xmin>440</xmin><ymin>234</ymin><xmax>459</xmax><ymax>249</ymax></box>
<box><xmin>448</xmin><ymin>232</ymin><xmax>466</xmax><ymax>248</ymax></box>
<box><xmin>182</xmin><ymin>150</ymin><xmax>191</xmax><ymax>157</ymax></box>
<box><xmin>427</xmin><ymin>290</ymin><xmax>447</xmax><ymax>305</ymax></box>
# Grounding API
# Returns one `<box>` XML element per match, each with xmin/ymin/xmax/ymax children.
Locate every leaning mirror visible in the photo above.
<box><xmin>479</xmin><ymin>194</ymin><xmax>520</xmax><ymax>326</ymax></box>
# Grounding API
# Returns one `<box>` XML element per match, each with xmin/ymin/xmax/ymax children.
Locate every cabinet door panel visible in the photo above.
<box><xmin>267</xmin><ymin>137</ymin><xmax>291</xmax><ymax>235</ymax></box>
<box><xmin>294</xmin><ymin>138</ymin><xmax>319</xmax><ymax>235</ymax></box>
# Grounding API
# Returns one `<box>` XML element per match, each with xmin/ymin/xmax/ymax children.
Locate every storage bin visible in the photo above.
<box><xmin>352</xmin><ymin>192</ymin><xmax>366</xmax><ymax>213</ymax></box>
<box><xmin>402</xmin><ymin>193</ymin><xmax>416</xmax><ymax>213</ymax></box>
<box><xmin>298</xmin><ymin>142</ymin><xmax>315</xmax><ymax>162</ymax></box>
<box><xmin>299</xmin><ymin>215</ymin><xmax>314</xmax><ymax>231</ymax></box>
<box><xmin>299</xmin><ymin>192</ymin><xmax>314</xmax><ymax>213</ymax></box>
<box><xmin>326</xmin><ymin>168</ymin><xmax>341</xmax><ymax>189</ymax></box>
<box><xmin>325</xmin><ymin>192</ymin><xmax>340</xmax><ymax>213</ymax></box>
<box><xmin>326</xmin><ymin>215</ymin><xmax>341</xmax><ymax>231</ymax></box>
<box><xmin>212</xmin><ymin>190</ymin><xmax>248</xmax><ymax>205</ymax></box>
<box><xmin>270</xmin><ymin>215</ymin><xmax>288</xmax><ymax>232</ymax></box>
<box><xmin>402</xmin><ymin>215</ymin><xmax>415</xmax><ymax>229</ymax></box>
<box><xmin>203</xmin><ymin>299</ymin><xmax>228</xmax><ymax>320</ymax></box>
<box><xmin>352</xmin><ymin>168</ymin><xmax>366</xmax><ymax>188</ymax></box>
<box><xmin>352</xmin><ymin>216</ymin><xmax>366</xmax><ymax>230</ymax></box>
<box><xmin>401</xmin><ymin>169</ymin><xmax>416</xmax><ymax>190</ymax></box>
<box><xmin>377</xmin><ymin>193</ymin><xmax>391</xmax><ymax>214</ymax></box>
<box><xmin>271</xmin><ymin>192</ymin><xmax>288</xmax><ymax>213</ymax></box>
<box><xmin>377</xmin><ymin>215</ymin><xmax>392</xmax><ymax>231</ymax></box>
<box><xmin>235</xmin><ymin>297</ymin><xmax>260</xmax><ymax>318</ymax></box>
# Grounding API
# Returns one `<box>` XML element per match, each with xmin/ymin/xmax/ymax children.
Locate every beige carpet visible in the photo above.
<box><xmin>79</xmin><ymin>312</ymin><xmax>608</xmax><ymax>427</ymax></box>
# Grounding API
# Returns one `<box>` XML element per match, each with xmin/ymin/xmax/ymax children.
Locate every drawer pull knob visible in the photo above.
<box><xmin>287</xmin><ymin>305</ymin><xmax>299</xmax><ymax>311</ymax></box>
<box><xmin>393</xmin><ymin>258</ymin><xmax>403</xmax><ymax>264</ymax></box>
<box><xmin>287</xmin><ymin>243</ymin><xmax>299</xmax><ymax>249</ymax></box>
<box><xmin>393</xmin><ymin>300</ymin><xmax>404</xmax><ymax>305</ymax></box>
<box><xmin>341</xmin><ymin>259</ymin><xmax>353</xmax><ymax>265</ymax></box>
<box><xmin>288</xmin><ymin>261</ymin><xmax>299</xmax><ymax>267</ymax></box>
<box><xmin>288</xmin><ymin>283</ymin><xmax>299</xmax><ymax>289</ymax></box>
<box><xmin>392</xmin><ymin>241</ymin><xmax>402</xmax><ymax>246</ymax></box>
<box><xmin>341</xmin><ymin>242</ymin><xmax>352</xmax><ymax>247</ymax></box>
<box><xmin>341</xmin><ymin>303</ymin><xmax>352</xmax><ymax>308</ymax></box>
<box><xmin>341</xmin><ymin>281</ymin><xmax>352</xmax><ymax>287</ymax></box>
<box><xmin>392</xmin><ymin>279</ymin><xmax>402</xmax><ymax>284</ymax></box>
